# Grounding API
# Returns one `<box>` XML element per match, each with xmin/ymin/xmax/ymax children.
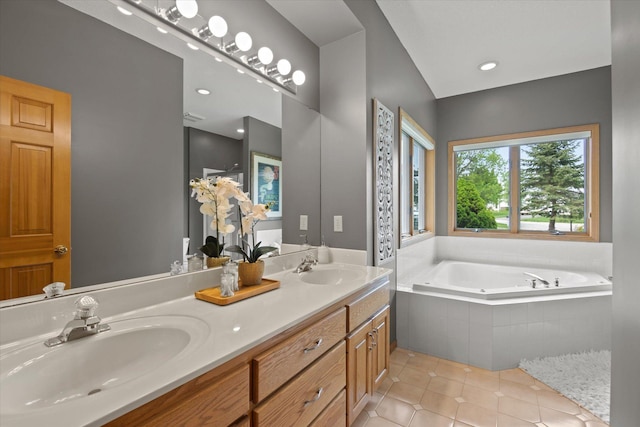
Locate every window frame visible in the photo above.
<box><xmin>447</xmin><ymin>124</ymin><xmax>600</xmax><ymax>242</ymax></box>
<box><xmin>399</xmin><ymin>108</ymin><xmax>435</xmax><ymax>248</ymax></box>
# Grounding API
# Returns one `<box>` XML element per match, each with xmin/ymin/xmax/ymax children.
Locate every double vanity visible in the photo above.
<box><xmin>0</xmin><ymin>251</ymin><xmax>391</xmax><ymax>426</ymax></box>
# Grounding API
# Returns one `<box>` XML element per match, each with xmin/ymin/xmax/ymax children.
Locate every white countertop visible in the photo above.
<box><xmin>0</xmin><ymin>261</ymin><xmax>391</xmax><ymax>427</ymax></box>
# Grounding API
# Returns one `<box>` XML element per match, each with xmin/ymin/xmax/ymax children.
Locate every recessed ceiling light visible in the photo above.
<box><xmin>214</xmin><ymin>57</ymin><xmax>222</xmax><ymax>63</ymax></box>
<box><xmin>256</xmin><ymin>79</ymin><xmax>263</xmax><ymax>84</ymax></box>
<box><xmin>187</xmin><ymin>43</ymin><xmax>199</xmax><ymax>51</ymax></box>
<box><xmin>237</xmin><ymin>128</ymin><xmax>245</xmax><ymax>133</ymax></box>
<box><xmin>196</xmin><ymin>88</ymin><xmax>210</xmax><ymax>95</ymax></box>
<box><xmin>479</xmin><ymin>61</ymin><xmax>498</xmax><ymax>71</ymax></box>
<box><xmin>237</xmin><ymin>69</ymin><xmax>245</xmax><ymax>74</ymax></box>
<box><xmin>156</xmin><ymin>26</ymin><xmax>168</xmax><ymax>34</ymax></box>
<box><xmin>117</xmin><ymin>6</ymin><xmax>132</xmax><ymax>16</ymax></box>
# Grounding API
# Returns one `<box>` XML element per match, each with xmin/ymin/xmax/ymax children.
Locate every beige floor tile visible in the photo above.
<box><xmin>499</xmin><ymin>396</ymin><xmax>541</xmax><ymax>423</ymax></box>
<box><xmin>353</xmin><ymin>410</ymin><xmax>370</xmax><ymax>427</ymax></box>
<box><xmin>466</xmin><ymin>365</ymin><xmax>501</xmax><ymax>378</ymax></box>
<box><xmin>455</xmin><ymin>402</ymin><xmax>498</xmax><ymax>427</ymax></box>
<box><xmin>437</xmin><ymin>358</ymin><xmax>470</xmax><ymax>370</ymax></box>
<box><xmin>534</xmin><ymin>379</ymin><xmax>556</xmax><ymax>392</ymax></box>
<box><xmin>420</xmin><ymin>389</ymin><xmax>460</xmax><ymax>419</ymax></box>
<box><xmin>539</xmin><ymin>407</ymin><xmax>587</xmax><ymax>427</ymax></box>
<box><xmin>500</xmin><ymin>379</ymin><xmax>539</xmax><ymax>404</ymax></box>
<box><xmin>365</xmin><ymin>416</ymin><xmax>404</xmax><ymax>427</ymax></box>
<box><xmin>537</xmin><ymin>390</ymin><xmax>581</xmax><ymax>415</ymax></box>
<box><xmin>409</xmin><ymin>409</ymin><xmax>454</xmax><ymax>427</ymax></box>
<box><xmin>378</xmin><ymin>376</ymin><xmax>394</xmax><ymax>394</ymax></box>
<box><xmin>406</xmin><ymin>354</ymin><xmax>439</xmax><ymax>373</ymax></box>
<box><xmin>398</xmin><ymin>365</ymin><xmax>432</xmax><ymax>389</ymax></box>
<box><xmin>435</xmin><ymin>362</ymin><xmax>468</xmax><ymax>383</ymax></box>
<box><xmin>461</xmin><ymin>383</ymin><xmax>499</xmax><ymax>411</ymax></box>
<box><xmin>453</xmin><ymin>422</ymin><xmax>473</xmax><ymax>427</ymax></box>
<box><xmin>464</xmin><ymin>371</ymin><xmax>501</xmax><ymax>391</ymax></box>
<box><xmin>585</xmin><ymin>421</ymin><xmax>609</xmax><ymax>427</ymax></box>
<box><xmin>427</xmin><ymin>376</ymin><xmax>464</xmax><ymax>398</ymax></box>
<box><xmin>497</xmin><ymin>413</ymin><xmax>538</xmax><ymax>426</ymax></box>
<box><xmin>375</xmin><ymin>396</ymin><xmax>416</xmax><ymax>426</ymax></box>
<box><xmin>365</xmin><ymin>392</ymin><xmax>385</xmax><ymax>412</ymax></box>
<box><xmin>390</xmin><ymin>362</ymin><xmax>405</xmax><ymax>377</ymax></box>
<box><xmin>391</xmin><ymin>349</ymin><xmax>412</xmax><ymax>365</ymax></box>
<box><xmin>500</xmin><ymin>368</ymin><xmax>536</xmax><ymax>385</ymax></box>
<box><xmin>387</xmin><ymin>382</ymin><xmax>426</xmax><ymax>405</ymax></box>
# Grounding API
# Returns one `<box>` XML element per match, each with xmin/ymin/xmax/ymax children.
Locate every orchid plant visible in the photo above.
<box><xmin>189</xmin><ymin>177</ymin><xmax>241</xmax><ymax>258</ymax></box>
<box><xmin>190</xmin><ymin>176</ymin><xmax>276</xmax><ymax>262</ymax></box>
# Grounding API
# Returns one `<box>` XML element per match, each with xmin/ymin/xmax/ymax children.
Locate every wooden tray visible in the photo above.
<box><xmin>195</xmin><ymin>278</ymin><xmax>280</xmax><ymax>306</ymax></box>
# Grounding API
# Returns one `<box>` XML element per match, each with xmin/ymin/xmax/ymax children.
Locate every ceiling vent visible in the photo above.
<box><xmin>183</xmin><ymin>112</ymin><xmax>205</xmax><ymax>122</ymax></box>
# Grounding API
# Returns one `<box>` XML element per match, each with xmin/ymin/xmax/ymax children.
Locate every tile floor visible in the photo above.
<box><xmin>353</xmin><ymin>348</ymin><xmax>608</xmax><ymax>427</ymax></box>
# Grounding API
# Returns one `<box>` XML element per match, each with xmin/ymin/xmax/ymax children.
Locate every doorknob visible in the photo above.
<box><xmin>54</xmin><ymin>245</ymin><xmax>69</xmax><ymax>255</ymax></box>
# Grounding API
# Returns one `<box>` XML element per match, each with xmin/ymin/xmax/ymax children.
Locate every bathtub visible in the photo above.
<box><xmin>413</xmin><ymin>260</ymin><xmax>612</xmax><ymax>299</ymax></box>
<box><xmin>397</xmin><ymin>260</ymin><xmax>612</xmax><ymax>370</ymax></box>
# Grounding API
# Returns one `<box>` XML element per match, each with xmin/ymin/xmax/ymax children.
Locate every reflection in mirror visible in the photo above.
<box><xmin>0</xmin><ymin>0</ymin><xmax>318</xmax><ymax>304</ymax></box>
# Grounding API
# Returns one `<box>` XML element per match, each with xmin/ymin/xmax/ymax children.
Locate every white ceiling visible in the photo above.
<box><xmin>376</xmin><ymin>0</ymin><xmax>612</xmax><ymax>98</ymax></box>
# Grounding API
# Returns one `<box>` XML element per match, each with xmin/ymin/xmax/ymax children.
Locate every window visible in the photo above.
<box><xmin>400</xmin><ymin>109</ymin><xmax>435</xmax><ymax>245</ymax></box>
<box><xmin>448</xmin><ymin>124</ymin><xmax>599</xmax><ymax>241</ymax></box>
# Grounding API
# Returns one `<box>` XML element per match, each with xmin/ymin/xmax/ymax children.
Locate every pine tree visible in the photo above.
<box><xmin>520</xmin><ymin>140</ymin><xmax>585</xmax><ymax>232</ymax></box>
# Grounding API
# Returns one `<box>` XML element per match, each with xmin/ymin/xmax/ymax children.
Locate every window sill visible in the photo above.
<box><xmin>449</xmin><ymin>229</ymin><xmax>599</xmax><ymax>242</ymax></box>
<box><xmin>400</xmin><ymin>231</ymin><xmax>435</xmax><ymax>249</ymax></box>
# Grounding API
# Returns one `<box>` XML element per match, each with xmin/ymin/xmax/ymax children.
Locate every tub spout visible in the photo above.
<box><xmin>524</xmin><ymin>272</ymin><xmax>550</xmax><ymax>286</ymax></box>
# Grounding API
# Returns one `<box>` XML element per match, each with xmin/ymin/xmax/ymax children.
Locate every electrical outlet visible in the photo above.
<box><xmin>333</xmin><ymin>215</ymin><xmax>343</xmax><ymax>232</ymax></box>
<box><xmin>299</xmin><ymin>215</ymin><xmax>308</xmax><ymax>231</ymax></box>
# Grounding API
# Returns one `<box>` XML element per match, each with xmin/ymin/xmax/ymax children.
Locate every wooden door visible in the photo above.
<box><xmin>0</xmin><ymin>75</ymin><xmax>71</xmax><ymax>300</ymax></box>
<box><xmin>371</xmin><ymin>306</ymin><xmax>390</xmax><ymax>391</ymax></box>
<box><xmin>346</xmin><ymin>321</ymin><xmax>371</xmax><ymax>426</ymax></box>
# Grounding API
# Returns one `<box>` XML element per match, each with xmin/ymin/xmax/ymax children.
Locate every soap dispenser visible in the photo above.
<box><xmin>318</xmin><ymin>236</ymin><xmax>330</xmax><ymax>264</ymax></box>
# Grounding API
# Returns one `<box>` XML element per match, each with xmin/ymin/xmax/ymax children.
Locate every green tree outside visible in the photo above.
<box><xmin>456</xmin><ymin>149</ymin><xmax>507</xmax><ymax>208</ymax></box>
<box><xmin>520</xmin><ymin>140</ymin><xmax>585</xmax><ymax>232</ymax></box>
<box><xmin>456</xmin><ymin>178</ymin><xmax>498</xmax><ymax>229</ymax></box>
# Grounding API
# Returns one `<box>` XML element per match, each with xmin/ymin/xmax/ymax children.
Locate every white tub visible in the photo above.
<box><xmin>398</xmin><ymin>260</ymin><xmax>612</xmax><ymax>370</ymax></box>
<box><xmin>412</xmin><ymin>260</ymin><xmax>612</xmax><ymax>300</ymax></box>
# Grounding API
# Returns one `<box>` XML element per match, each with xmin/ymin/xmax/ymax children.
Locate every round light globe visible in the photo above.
<box><xmin>257</xmin><ymin>47</ymin><xmax>274</xmax><ymax>65</ymax></box>
<box><xmin>208</xmin><ymin>16</ymin><xmax>228</xmax><ymax>38</ymax></box>
<box><xmin>277</xmin><ymin>59</ymin><xmax>291</xmax><ymax>76</ymax></box>
<box><xmin>176</xmin><ymin>0</ymin><xmax>198</xmax><ymax>19</ymax></box>
<box><xmin>292</xmin><ymin>70</ymin><xmax>306</xmax><ymax>86</ymax></box>
<box><xmin>235</xmin><ymin>32</ymin><xmax>252</xmax><ymax>52</ymax></box>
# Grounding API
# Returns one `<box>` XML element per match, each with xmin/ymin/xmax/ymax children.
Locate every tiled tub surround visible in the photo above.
<box><xmin>396</xmin><ymin>237</ymin><xmax>613</xmax><ymax>371</ymax></box>
<box><xmin>0</xmin><ymin>249</ymin><xmax>389</xmax><ymax>426</ymax></box>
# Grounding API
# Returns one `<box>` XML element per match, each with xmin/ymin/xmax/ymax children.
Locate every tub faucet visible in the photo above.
<box><xmin>44</xmin><ymin>295</ymin><xmax>110</xmax><ymax>347</ymax></box>
<box><xmin>524</xmin><ymin>272</ymin><xmax>550</xmax><ymax>287</ymax></box>
<box><xmin>295</xmin><ymin>253</ymin><xmax>318</xmax><ymax>273</ymax></box>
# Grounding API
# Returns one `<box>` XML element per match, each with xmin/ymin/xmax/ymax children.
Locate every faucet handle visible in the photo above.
<box><xmin>74</xmin><ymin>295</ymin><xmax>99</xmax><ymax>319</ymax></box>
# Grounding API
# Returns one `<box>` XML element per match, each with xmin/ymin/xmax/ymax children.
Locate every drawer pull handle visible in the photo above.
<box><xmin>304</xmin><ymin>387</ymin><xmax>324</xmax><ymax>407</ymax></box>
<box><xmin>303</xmin><ymin>338</ymin><xmax>323</xmax><ymax>353</ymax></box>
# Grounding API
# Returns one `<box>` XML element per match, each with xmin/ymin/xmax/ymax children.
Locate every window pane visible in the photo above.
<box><xmin>413</xmin><ymin>142</ymin><xmax>426</xmax><ymax>231</ymax></box>
<box><xmin>519</xmin><ymin>139</ymin><xmax>586</xmax><ymax>233</ymax></box>
<box><xmin>400</xmin><ymin>132</ymin><xmax>411</xmax><ymax>237</ymax></box>
<box><xmin>455</xmin><ymin>147</ymin><xmax>509</xmax><ymax>230</ymax></box>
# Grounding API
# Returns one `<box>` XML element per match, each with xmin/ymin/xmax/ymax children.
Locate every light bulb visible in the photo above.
<box><xmin>176</xmin><ymin>0</ymin><xmax>198</xmax><ymax>19</ymax></box>
<box><xmin>257</xmin><ymin>47</ymin><xmax>274</xmax><ymax>65</ymax></box>
<box><xmin>235</xmin><ymin>32</ymin><xmax>252</xmax><ymax>52</ymax></box>
<box><xmin>209</xmin><ymin>15</ymin><xmax>227</xmax><ymax>38</ymax></box>
<box><xmin>479</xmin><ymin>61</ymin><xmax>498</xmax><ymax>71</ymax></box>
<box><xmin>277</xmin><ymin>59</ymin><xmax>291</xmax><ymax>76</ymax></box>
<box><xmin>292</xmin><ymin>70</ymin><xmax>306</xmax><ymax>85</ymax></box>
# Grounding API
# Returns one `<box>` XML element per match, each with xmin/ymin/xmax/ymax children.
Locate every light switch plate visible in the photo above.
<box><xmin>299</xmin><ymin>215</ymin><xmax>308</xmax><ymax>231</ymax></box>
<box><xmin>333</xmin><ymin>215</ymin><xmax>343</xmax><ymax>232</ymax></box>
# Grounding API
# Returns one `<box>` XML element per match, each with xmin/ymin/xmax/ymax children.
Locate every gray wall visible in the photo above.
<box><xmin>436</xmin><ymin>67</ymin><xmax>613</xmax><ymax>241</ymax></box>
<box><xmin>282</xmin><ymin>97</ymin><xmax>322</xmax><ymax>246</ymax></box>
<box><xmin>243</xmin><ymin>116</ymin><xmax>283</xmax><ymax>235</ymax></box>
<box><xmin>0</xmin><ymin>0</ymin><xmax>184</xmax><ymax>287</ymax></box>
<box><xmin>186</xmin><ymin>127</ymin><xmax>243</xmax><ymax>251</ymax></box>
<box><xmin>611</xmin><ymin>0</ymin><xmax>640</xmax><ymax>425</ymax></box>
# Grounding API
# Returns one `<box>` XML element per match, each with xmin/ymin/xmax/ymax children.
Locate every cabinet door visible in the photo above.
<box><xmin>371</xmin><ymin>306</ymin><xmax>390</xmax><ymax>391</ymax></box>
<box><xmin>346</xmin><ymin>321</ymin><xmax>371</xmax><ymax>425</ymax></box>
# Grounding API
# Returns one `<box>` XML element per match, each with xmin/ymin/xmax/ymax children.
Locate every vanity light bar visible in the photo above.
<box><xmin>113</xmin><ymin>0</ymin><xmax>303</xmax><ymax>95</ymax></box>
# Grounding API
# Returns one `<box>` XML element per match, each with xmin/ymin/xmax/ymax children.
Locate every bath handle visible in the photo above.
<box><xmin>304</xmin><ymin>387</ymin><xmax>323</xmax><ymax>407</ymax></box>
<box><xmin>303</xmin><ymin>338</ymin><xmax>323</xmax><ymax>353</ymax></box>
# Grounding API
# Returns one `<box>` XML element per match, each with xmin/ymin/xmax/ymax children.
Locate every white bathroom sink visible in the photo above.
<box><xmin>295</xmin><ymin>264</ymin><xmax>367</xmax><ymax>285</ymax></box>
<box><xmin>0</xmin><ymin>315</ymin><xmax>210</xmax><ymax>415</ymax></box>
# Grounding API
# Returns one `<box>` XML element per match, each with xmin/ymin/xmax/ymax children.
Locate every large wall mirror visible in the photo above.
<box><xmin>0</xmin><ymin>0</ymin><xmax>320</xmax><ymax>304</ymax></box>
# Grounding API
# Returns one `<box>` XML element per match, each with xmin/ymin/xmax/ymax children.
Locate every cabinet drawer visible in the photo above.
<box><xmin>310</xmin><ymin>388</ymin><xmax>346</xmax><ymax>427</ymax></box>
<box><xmin>347</xmin><ymin>284</ymin><xmax>389</xmax><ymax>331</ymax></box>
<box><xmin>253</xmin><ymin>307</ymin><xmax>346</xmax><ymax>402</ymax></box>
<box><xmin>137</xmin><ymin>364</ymin><xmax>249</xmax><ymax>427</ymax></box>
<box><xmin>253</xmin><ymin>340</ymin><xmax>346</xmax><ymax>427</ymax></box>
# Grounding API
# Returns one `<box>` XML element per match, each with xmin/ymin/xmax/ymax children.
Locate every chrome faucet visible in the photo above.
<box><xmin>524</xmin><ymin>272</ymin><xmax>550</xmax><ymax>287</ymax></box>
<box><xmin>44</xmin><ymin>295</ymin><xmax>110</xmax><ymax>347</ymax></box>
<box><xmin>295</xmin><ymin>253</ymin><xmax>318</xmax><ymax>273</ymax></box>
